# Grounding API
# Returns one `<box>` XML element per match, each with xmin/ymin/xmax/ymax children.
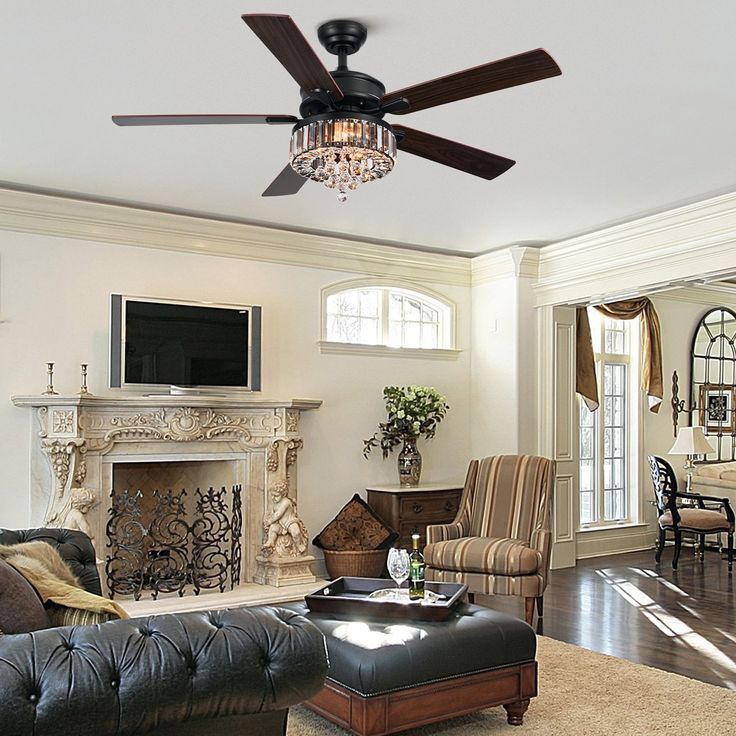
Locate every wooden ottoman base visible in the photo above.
<box><xmin>304</xmin><ymin>660</ymin><xmax>537</xmax><ymax>736</ymax></box>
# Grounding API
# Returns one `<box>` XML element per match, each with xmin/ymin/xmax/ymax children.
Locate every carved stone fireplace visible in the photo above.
<box><xmin>12</xmin><ymin>394</ymin><xmax>321</xmax><ymax>594</ymax></box>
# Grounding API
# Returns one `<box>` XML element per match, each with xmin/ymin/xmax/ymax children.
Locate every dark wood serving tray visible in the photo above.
<box><xmin>305</xmin><ymin>577</ymin><xmax>468</xmax><ymax>622</ymax></box>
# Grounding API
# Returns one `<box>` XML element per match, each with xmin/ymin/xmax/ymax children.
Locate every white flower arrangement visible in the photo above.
<box><xmin>363</xmin><ymin>385</ymin><xmax>449</xmax><ymax>458</ymax></box>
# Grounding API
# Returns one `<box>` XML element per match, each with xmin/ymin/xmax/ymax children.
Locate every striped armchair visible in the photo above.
<box><xmin>425</xmin><ymin>454</ymin><xmax>556</xmax><ymax>626</ymax></box>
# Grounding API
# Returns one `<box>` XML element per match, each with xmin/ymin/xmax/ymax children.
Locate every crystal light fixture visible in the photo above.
<box><xmin>289</xmin><ymin>116</ymin><xmax>397</xmax><ymax>202</ymax></box>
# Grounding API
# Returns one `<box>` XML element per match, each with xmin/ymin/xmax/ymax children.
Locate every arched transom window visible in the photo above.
<box><xmin>322</xmin><ymin>282</ymin><xmax>454</xmax><ymax>351</ymax></box>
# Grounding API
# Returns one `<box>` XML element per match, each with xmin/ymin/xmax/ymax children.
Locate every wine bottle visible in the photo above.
<box><xmin>409</xmin><ymin>532</ymin><xmax>425</xmax><ymax>600</ymax></box>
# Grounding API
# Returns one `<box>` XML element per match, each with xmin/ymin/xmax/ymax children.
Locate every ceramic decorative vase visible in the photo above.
<box><xmin>398</xmin><ymin>436</ymin><xmax>422</xmax><ymax>487</ymax></box>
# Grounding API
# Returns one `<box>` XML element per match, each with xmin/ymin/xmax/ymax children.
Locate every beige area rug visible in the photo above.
<box><xmin>288</xmin><ymin>635</ymin><xmax>736</xmax><ymax>735</ymax></box>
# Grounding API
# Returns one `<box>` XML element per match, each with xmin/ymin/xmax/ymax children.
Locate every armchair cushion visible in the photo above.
<box><xmin>0</xmin><ymin>560</ymin><xmax>51</xmax><ymax>634</ymax></box>
<box><xmin>425</xmin><ymin>537</ymin><xmax>542</xmax><ymax>576</ymax></box>
<box><xmin>659</xmin><ymin>508</ymin><xmax>732</xmax><ymax>532</ymax></box>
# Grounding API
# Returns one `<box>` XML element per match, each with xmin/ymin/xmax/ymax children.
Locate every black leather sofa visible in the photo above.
<box><xmin>0</xmin><ymin>528</ymin><xmax>328</xmax><ymax>736</ymax></box>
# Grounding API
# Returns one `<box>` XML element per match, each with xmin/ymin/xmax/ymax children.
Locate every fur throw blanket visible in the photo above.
<box><xmin>0</xmin><ymin>541</ymin><xmax>127</xmax><ymax>621</ymax></box>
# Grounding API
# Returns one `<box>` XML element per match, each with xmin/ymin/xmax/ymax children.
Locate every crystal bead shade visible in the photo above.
<box><xmin>290</xmin><ymin>118</ymin><xmax>397</xmax><ymax>202</ymax></box>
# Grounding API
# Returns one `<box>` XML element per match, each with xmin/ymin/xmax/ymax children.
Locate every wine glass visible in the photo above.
<box><xmin>387</xmin><ymin>548</ymin><xmax>410</xmax><ymax>599</ymax></box>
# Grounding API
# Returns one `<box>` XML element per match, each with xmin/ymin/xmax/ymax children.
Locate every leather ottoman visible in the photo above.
<box><xmin>289</xmin><ymin>602</ymin><xmax>537</xmax><ymax>736</ymax></box>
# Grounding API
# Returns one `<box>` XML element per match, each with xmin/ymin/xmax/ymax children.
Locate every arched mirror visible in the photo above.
<box><xmin>690</xmin><ymin>307</ymin><xmax>736</xmax><ymax>461</ymax></box>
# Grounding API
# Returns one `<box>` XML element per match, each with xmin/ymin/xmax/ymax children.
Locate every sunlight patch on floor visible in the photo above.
<box><xmin>596</xmin><ymin>567</ymin><xmax>736</xmax><ymax>687</ymax></box>
<box><xmin>629</xmin><ymin>567</ymin><xmax>690</xmax><ymax>595</ymax></box>
<box><xmin>677</xmin><ymin>602</ymin><xmax>703</xmax><ymax>620</ymax></box>
<box><xmin>717</xmin><ymin>628</ymin><xmax>736</xmax><ymax>645</ymax></box>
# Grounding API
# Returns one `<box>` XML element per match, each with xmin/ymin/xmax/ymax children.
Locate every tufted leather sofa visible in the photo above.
<box><xmin>0</xmin><ymin>527</ymin><xmax>103</xmax><ymax>594</ymax></box>
<box><xmin>0</xmin><ymin>528</ymin><xmax>329</xmax><ymax>736</ymax></box>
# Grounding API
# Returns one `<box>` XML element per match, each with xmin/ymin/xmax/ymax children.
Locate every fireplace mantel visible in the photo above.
<box><xmin>12</xmin><ymin>393</ymin><xmax>322</xmax><ymax>591</ymax></box>
<box><xmin>12</xmin><ymin>394</ymin><xmax>322</xmax><ymax>410</ymax></box>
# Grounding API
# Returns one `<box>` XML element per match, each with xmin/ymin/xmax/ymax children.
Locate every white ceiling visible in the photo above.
<box><xmin>3</xmin><ymin>1</ymin><xmax>736</xmax><ymax>255</ymax></box>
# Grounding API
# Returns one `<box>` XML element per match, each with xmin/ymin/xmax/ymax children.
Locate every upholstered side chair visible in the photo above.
<box><xmin>424</xmin><ymin>454</ymin><xmax>556</xmax><ymax>626</ymax></box>
<box><xmin>647</xmin><ymin>455</ymin><xmax>734</xmax><ymax>571</ymax></box>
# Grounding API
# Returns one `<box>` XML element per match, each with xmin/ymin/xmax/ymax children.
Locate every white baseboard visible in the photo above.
<box><xmin>576</xmin><ymin>543</ymin><xmax>655</xmax><ymax>560</ymax></box>
<box><xmin>576</xmin><ymin>525</ymin><xmax>657</xmax><ymax>560</ymax></box>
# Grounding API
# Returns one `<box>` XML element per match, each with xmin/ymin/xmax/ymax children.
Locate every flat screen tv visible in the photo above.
<box><xmin>110</xmin><ymin>295</ymin><xmax>261</xmax><ymax>392</ymax></box>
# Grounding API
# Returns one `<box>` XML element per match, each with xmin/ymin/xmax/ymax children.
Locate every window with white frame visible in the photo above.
<box><xmin>323</xmin><ymin>283</ymin><xmax>453</xmax><ymax>350</ymax></box>
<box><xmin>579</xmin><ymin>310</ymin><xmax>640</xmax><ymax>528</ymax></box>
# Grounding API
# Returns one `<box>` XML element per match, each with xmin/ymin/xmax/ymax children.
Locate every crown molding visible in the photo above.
<box><xmin>6</xmin><ymin>184</ymin><xmax>735</xmax><ymax>300</ymax></box>
<box><xmin>511</xmin><ymin>246</ymin><xmax>541</xmax><ymax>280</ymax></box>
<box><xmin>471</xmin><ymin>249</ymin><xmax>515</xmax><ymax>285</ymax></box>
<box><xmin>471</xmin><ymin>246</ymin><xmax>540</xmax><ymax>285</ymax></box>
<box><xmin>0</xmin><ymin>187</ymin><xmax>471</xmax><ymax>287</ymax></box>
<box><xmin>652</xmin><ymin>283</ymin><xmax>736</xmax><ymax>306</ymax></box>
<box><xmin>535</xmin><ymin>190</ymin><xmax>736</xmax><ymax>306</ymax></box>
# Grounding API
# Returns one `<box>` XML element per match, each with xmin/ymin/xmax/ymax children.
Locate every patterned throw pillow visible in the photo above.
<box><xmin>0</xmin><ymin>559</ymin><xmax>51</xmax><ymax>635</ymax></box>
<box><xmin>313</xmin><ymin>494</ymin><xmax>398</xmax><ymax>551</ymax></box>
<box><xmin>45</xmin><ymin>604</ymin><xmax>115</xmax><ymax>628</ymax></box>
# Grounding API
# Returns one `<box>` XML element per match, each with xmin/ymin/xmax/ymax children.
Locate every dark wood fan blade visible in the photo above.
<box><xmin>242</xmin><ymin>14</ymin><xmax>343</xmax><ymax>100</ymax></box>
<box><xmin>262</xmin><ymin>165</ymin><xmax>308</xmax><ymax>197</ymax></box>
<box><xmin>394</xmin><ymin>125</ymin><xmax>515</xmax><ymax>180</ymax></box>
<box><xmin>382</xmin><ymin>49</ymin><xmax>561</xmax><ymax>114</ymax></box>
<box><xmin>112</xmin><ymin>114</ymin><xmax>298</xmax><ymax>127</ymax></box>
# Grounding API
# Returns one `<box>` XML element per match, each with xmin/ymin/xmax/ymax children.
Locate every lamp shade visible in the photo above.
<box><xmin>669</xmin><ymin>426</ymin><xmax>715</xmax><ymax>455</ymax></box>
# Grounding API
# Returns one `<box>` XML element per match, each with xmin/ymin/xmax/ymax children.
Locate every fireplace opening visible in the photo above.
<box><xmin>105</xmin><ymin>461</ymin><xmax>243</xmax><ymax>600</ymax></box>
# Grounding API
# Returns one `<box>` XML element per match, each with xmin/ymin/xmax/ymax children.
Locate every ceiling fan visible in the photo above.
<box><xmin>112</xmin><ymin>14</ymin><xmax>561</xmax><ymax>201</ymax></box>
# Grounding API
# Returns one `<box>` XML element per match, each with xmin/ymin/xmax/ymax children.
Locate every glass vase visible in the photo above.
<box><xmin>398</xmin><ymin>436</ymin><xmax>422</xmax><ymax>487</ymax></box>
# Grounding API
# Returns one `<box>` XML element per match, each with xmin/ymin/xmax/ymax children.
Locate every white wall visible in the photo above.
<box><xmin>470</xmin><ymin>275</ymin><xmax>520</xmax><ymax>458</ymax></box>
<box><xmin>516</xmin><ymin>268</ymin><xmax>539</xmax><ymax>454</ymax></box>
<box><xmin>0</xmin><ymin>235</ymin><xmax>472</xmax><ymax>546</ymax></box>
<box><xmin>470</xmin><ymin>249</ymin><xmax>540</xmax><ymax>459</ymax></box>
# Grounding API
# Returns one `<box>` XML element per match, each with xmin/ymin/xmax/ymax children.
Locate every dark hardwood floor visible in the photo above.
<box><xmin>475</xmin><ymin>548</ymin><xmax>736</xmax><ymax>689</ymax></box>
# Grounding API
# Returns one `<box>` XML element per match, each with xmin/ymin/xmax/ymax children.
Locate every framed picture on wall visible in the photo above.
<box><xmin>698</xmin><ymin>384</ymin><xmax>736</xmax><ymax>433</ymax></box>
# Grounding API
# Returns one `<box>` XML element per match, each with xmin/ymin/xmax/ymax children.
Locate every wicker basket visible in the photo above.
<box><xmin>323</xmin><ymin>548</ymin><xmax>388</xmax><ymax>579</ymax></box>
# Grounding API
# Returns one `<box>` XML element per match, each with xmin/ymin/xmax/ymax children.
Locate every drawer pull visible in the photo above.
<box><xmin>412</xmin><ymin>503</ymin><xmax>424</xmax><ymax>514</ymax></box>
<box><xmin>444</xmin><ymin>500</ymin><xmax>455</xmax><ymax>512</ymax></box>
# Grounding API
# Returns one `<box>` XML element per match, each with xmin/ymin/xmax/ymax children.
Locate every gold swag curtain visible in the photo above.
<box><xmin>576</xmin><ymin>298</ymin><xmax>663</xmax><ymax>414</ymax></box>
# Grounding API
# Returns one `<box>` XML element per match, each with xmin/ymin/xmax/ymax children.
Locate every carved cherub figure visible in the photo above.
<box><xmin>261</xmin><ymin>479</ymin><xmax>308</xmax><ymax>558</ymax></box>
<box><xmin>63</xmin><ymin>487</ymin><xmax>97</xmax><ymax>542</ymax></box>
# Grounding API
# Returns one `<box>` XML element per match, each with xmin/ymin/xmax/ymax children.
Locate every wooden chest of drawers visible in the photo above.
<box><xmin>366</xmin><ymin>483</ymin><xmax>463</xmax><ymax>548</ymax></box>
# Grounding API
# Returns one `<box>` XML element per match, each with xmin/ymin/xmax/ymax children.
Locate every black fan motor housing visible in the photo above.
<box><xmin>299</xmin><ymin>69</ymin><xmax>386</xmax><ymax>117</ymax></box>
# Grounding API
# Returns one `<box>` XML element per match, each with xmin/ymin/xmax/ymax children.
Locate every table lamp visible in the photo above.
<box><xmin>668</xmin><ymin>426</ymin><xmax>714</xmax><ymax>492</ymax></box>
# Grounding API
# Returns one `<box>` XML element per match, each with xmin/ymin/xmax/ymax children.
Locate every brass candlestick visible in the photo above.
<box><xmin>80</xmin><ymin>363</ymin><xmax>89</xmax><ymax>394</ymax></box>
<box><xmin>42</xmin><ymin>362</ymin><xmax>58</xmax><ymax>395</ymax></box>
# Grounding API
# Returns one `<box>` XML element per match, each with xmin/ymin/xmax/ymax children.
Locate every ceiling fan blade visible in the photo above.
<box><xmin>242</xmin><ymin>14</ymin><xmax>344</xmax><ymax>101</ymax></box>
<box><xmin>394</xmin><ymin>125</ymin><xmax>515</xmax><ymax>180</ymax></box>
<box><xmin>262</xmin><ymin>165</ymin><xmax>308</xmax><ymax>197</ymax></box>
<box><xmin>112</xmin><ymin>114</ymin><xmax>298</xmax><ymax>127</ymax></box>
<box><xmin>382</xmin><ymin>49</ymin><xmax>561</xmax><ymax>114</ymax></box>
